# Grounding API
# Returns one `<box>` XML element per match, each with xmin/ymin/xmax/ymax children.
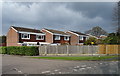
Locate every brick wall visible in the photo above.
<box><xmin>7</xmin><ymin>28</ymin><xmax>21</xmax><ymax>46</ymax></box>
<box><xmin>66</xmin><ymin>32</ymin><xmax>79</xmax><ymax>45</ymax></box>
<box><xmin>41</xmin><ymin>29</ymin><xmax>53</xmax><ymax>43</ymax></box>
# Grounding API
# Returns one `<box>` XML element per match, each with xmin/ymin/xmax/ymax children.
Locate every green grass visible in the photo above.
<box><xmin>31</xmin><ymin>56</ymin><xmax>119</xmax><ymax>61</ymax></box>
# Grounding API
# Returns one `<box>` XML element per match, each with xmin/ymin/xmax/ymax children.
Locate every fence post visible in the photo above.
<box><xmin>45</xmin><ymin>46</ymin><xmax>47</xmax><ymax>56</ymax></box>
<box><xmin>56</xmin><ymin>46</ymin><xmax>58</xmax><ymax>56</ymax></box>
<box><xmin>106</xmin><ymin>45</ymin><xmax>108</xmax><ymax>55</ymax></box>
<box><xmin>77</xmin><ymin>45</ymin><xmax>79</xmax><ymax>54</ymax></box>
<box><xmin>39</xmin><ymin>46</ymin><xmax>41</xmax><ymax>56</ymax></box>
<box><xmin>67</xmin><ymin>45</ymin><xmax>69</xmax><ymax>56</ymax></box>
<box><xmin>92</xmin><ymin>45</ymin><xmax>93</xmax><ymax>56</ymax></box>
<box><xmin>87</xmin><ymin>45</ymin><xmax>89</xmax><ymax>55</ymax></box>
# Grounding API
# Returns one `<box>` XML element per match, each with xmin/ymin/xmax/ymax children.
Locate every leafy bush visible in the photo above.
<box><xmin>0</xmin><ymin>46</ymin><xmax>39</xmax><ymax>56</ymax></box>
<box><xmin>0</xmin><ymin>47</ymin><xmax>7</xmax><ymax>54</ymax></box>
<box><xmin>84</xmin><ymin>37</ymin><xmax>97</xmax><ymax>45</ymax></box>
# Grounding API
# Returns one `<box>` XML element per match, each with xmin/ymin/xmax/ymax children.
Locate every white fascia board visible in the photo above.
<box><xmin>53</xmin><ymin>33</ymin><xmax>70</xmax><ymax>36</ymax></box>
<box><xmin>79</xmin><ymin>35</ymin><xmax>87</xmax><ymax>37</ymax></box>
<box><xmin>18</xmin><ymin>31</ymin><xmax>45</xmax><ymax>35</ymax></box>
<box><xmin>23</xmin><ymin>42</ymin><xmax>50</xmax><ymax>44</ymax></box>
<box><xmin>42</xmin><ymin>29</ymin><xmax>53</xmax><ymax>35</ymax></box>
<box><xmin>39</xmin><ymin>42</ymin><xmax>50</xmax><ymax>44</ymax></box>
<box><xmin>23</xmin><ymin>42</ymin><xmax>37</xmax><ymax>44</ymax></box>
<box><xmin>11</xmin><ymin>26</ymin><xmax>18</xmax><ymax>32</ymax></box>
<box><xmin>17</xmin><ymin>43</ymin><xmax>22</xmax><ymax>44</ymax></box>
<box><xmin>67</xmin><ymin>31</ymin><xmax>79</xmax><ymax>36</ymax></box>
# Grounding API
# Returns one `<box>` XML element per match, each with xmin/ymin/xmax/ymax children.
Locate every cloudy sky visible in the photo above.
<box><xmin>1</xmin><ymin>2</ymin><xmax>117</xmax><ymax>35</ymax></box>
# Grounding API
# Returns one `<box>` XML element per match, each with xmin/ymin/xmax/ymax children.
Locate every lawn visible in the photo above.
<box><xmin>31</xmin><ymin>56</ymin><xmax>119</xmax><ymax>61</ymax></box>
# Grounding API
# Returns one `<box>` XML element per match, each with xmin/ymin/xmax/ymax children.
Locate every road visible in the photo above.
<box><xmin>2</xmin><ymin>55</ymin><xmax>119</xmax><ymax>74</ymax></box>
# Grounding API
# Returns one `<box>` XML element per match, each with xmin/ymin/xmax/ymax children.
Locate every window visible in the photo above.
<box><xmin>21</xmin><ymin>33</ymin><xmax>30</xmax><ymax>39</ymax></box>
<box><xmin>54</xmin><ymin>35</ymin><xmax>60</xmax><ymax>40</ymax></box>
<box><xmin>64</xmin><ymin>36</ymin><xmax>69</xmax><ymax>40</ymax></box>
<box><xmin>79</xmin><ymin>36</ymin><xmax>83</xmax><ymax>40</ymax></box>
<box><xmin>36</xmin><ymin>35</ymin><xmax>44</xmax><ymax>40</ymax></box>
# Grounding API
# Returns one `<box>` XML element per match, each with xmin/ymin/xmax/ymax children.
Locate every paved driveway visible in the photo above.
<box><xmin>2</xmin><ymin>55</ymin><xmax>119</xmax><ymax>74</ymax></box>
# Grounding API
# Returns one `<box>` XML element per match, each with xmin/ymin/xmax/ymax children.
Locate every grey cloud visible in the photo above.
<box><xmin>2</xmin><ymin>2</ymin><xmax>116</xmax><ymax>35</ymax></box>
<box><xmin>66</xmin><ymin>2</ymin><xmax>116</xmax><ymax>20</ymax></box>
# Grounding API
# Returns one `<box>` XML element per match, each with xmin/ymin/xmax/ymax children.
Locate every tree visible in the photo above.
<box><xmin>85</xmin><ymin>26</ymin><xmax>108</xmax><ymax>37</ymax></box>
<box><xmin>102</xmin><ymin>33</ymin><xmax>120</xmax><ymax>44</ymax></box>
<box><xmin>112</xmin><ymin>1</ymin><xmax>120</xmax><ymax>33</ymax></box>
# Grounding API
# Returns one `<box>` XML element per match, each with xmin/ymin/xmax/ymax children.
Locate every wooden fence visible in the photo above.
<box><xmin>98</xmin><ymin>45</ymin><xmax>120</xmax><ymax>54</ymax></box>
<box><xmin>39</xmin><ymin>45</ymin><xmax>99</xmax><ymax>56</ymax></box>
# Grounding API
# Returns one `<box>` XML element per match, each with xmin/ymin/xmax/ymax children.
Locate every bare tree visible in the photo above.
<box><xmin>112</xmin><ymin>1</ymin><xmax>120</xmax><ymax>33</ymax></box>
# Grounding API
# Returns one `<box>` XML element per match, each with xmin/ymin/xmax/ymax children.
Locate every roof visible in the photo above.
<box><xmin>70</xmin><ymin>31</ymin><xmax>88</xmax><ymax>36</ymax></box>
<box><xmin>12</xmin><ymin>26</ymin><xmax>43</xmax><ymax>33</ymax></box>
<box><xmin>44</xmin><ymin>28</ymin><xmax>69</xmax><ymax>35</ymax></box>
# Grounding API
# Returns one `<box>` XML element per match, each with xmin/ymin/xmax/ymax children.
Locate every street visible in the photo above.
<box><xmin>2</xmin><ymin>55</ymin><xmax>119</xmax><ymax>74</ymax></box>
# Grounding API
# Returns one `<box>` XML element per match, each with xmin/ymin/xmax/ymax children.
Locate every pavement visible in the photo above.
<box><xmin>2</xmin><ymin>55</ymin><xmax>120</xmax><ymax>74</ymax></box>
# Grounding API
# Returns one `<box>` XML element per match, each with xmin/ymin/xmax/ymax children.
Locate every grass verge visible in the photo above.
<box><xmin>31</xmin><ymin>56</ymin><xmax>119</xmax><ymax>61</ymax></box>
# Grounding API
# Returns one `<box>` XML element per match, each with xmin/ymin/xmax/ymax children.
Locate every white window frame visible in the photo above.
<box><xmin>21</xmin><ymin>33</ymin><xmax>30</xmax><ymax>39</ymax></box>
<box><xmin>36</xmin><ymin>35</ymin><xmax>44</xmax><ymax>40</ymax></box>
<box><xmin>79</xmin><ymin>36</ymin><xmax>83</xmax><ymax>40</ymax></box>
<box><xmin>54</xmin><ymin>35</ymin><xmax>60</xmax><ymax>40</ymax></box>
<box><xmin>64</xmin><ymin>36</ymin><xmax>69</xmax><ymax>40</ymax></box>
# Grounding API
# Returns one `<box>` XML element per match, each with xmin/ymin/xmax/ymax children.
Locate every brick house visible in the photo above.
<box><xmin>7</xmin><ymin>26</ymin><xmax>49</xmax><ymax>46</ymax></box>
<box><xmin>41</xmin><ymin>28</ymin><xmax>70</xmax><ymax>45</ymax></box>
<box><xmin>7</xmin><ymin>26</ymin><xmax>89</xmax><ymax>46</ymax></box>
<box><xmin>66</xmin><ymin>31</ymin><xmax>89</xmax><ymax>45</ymax></box>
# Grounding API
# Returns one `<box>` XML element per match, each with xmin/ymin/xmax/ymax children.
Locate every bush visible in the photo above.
<box><xmin>0</xmin><ymin>46</ymin><xmax>39</xmax><ymax>56</ymax></box>
<box><xmin>0</xmin><ymin>47</ymin><xmax>7</xmax><ymax>54</ymax></box>
<box><xmin>84</xmin><ymin>37</ymin><xmax>97</xmax><ymax>45</ymax></box>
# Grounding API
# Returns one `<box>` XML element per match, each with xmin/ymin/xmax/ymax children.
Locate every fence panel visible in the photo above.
<box><xmin>98</xmin><ymin>45</ymin><xmax>119</xmax><ymax>54</ymax></box>
<box><xmin>57</xmin><ymin>45</ymin><xmax>67</xmax><ymax>54</ymax></box>
<box><xmin>69</xmin><ymin>45</ymin><xmax>79</xmax><ymax>54</ymax></box>
<box><xmin>98</xmin><ymin>45</ymin><xmax>106</xmax><ymax>54</ymax></box>
<box><xmin>106</xmin><ymin>45</ymin><xmax>119</xmax><ymax>54</ymax></box>
<box><xmin>39</xmin><ymin>45</ymin><xmax>99</xmax><ymax>56</ymax></box>
<box><xmin>47</xmin><ymin>46</ymin><xmax>56</xmax><ymax>54</ymax></box>
<box><xmin>39</xmin><ymin>46</ymin><xmax>46</xmax><ymax>55</ymax></box>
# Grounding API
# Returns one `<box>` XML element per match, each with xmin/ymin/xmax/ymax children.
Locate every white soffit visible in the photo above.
<box><xmin>18</xmin><ymin>31</ymin><xmax>45</xmax><ymax>35</ymax></box>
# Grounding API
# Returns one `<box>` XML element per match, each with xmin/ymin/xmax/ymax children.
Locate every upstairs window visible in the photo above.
<box><xmin>64</xmin><ymin>36</ymin><xmax>69</xmax><ymax>40</ymax></box>
<box><xmin>36</xmin><ymin>35</ymin><xmax>44</xmax><ymax>40</ymax></box>
<box><xmin>79</xmin><ymin>36</ymin><xmax>83</xmax><ymax>40</ymax></box>
<box><xmin>54</xmin><ymin>35</ymin><xmax>60</xmax><ymax>40</ymax></box>
<box><xmin>21</xmin><ymin>33</ymin><xmax>30</xmax><ymax>39</ymax></box>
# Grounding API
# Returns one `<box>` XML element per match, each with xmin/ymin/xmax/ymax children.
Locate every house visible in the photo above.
<box><xmin>0</xmin><ymin>35</ymin><xmax>6</xmax><ymax>46</ymax></box>
<box><xmin>86</xmin><ymin>34</ymin><xmax>99</xmax><ymax>39</ymax></box>
<box><xmin>7</xmin><ymin>26</ymin><xmax>49</xmax><ymax>46</ymax></box>
<box><xmin>99</xmin><ymin>35</ymin><xmax>107</xmax><ymax>39</ymax></box>
<box><xmin>41</xmin><ymin>28</ymin><xmax>70</xmax><ymax>45</ymax></box>
<box><xmin>0</xmin><ymin>43</ymin><xmax>6</xmax><ymax>46</ymax></box>
<box><xmin>66</xmin><ymin>31</ymin><xmax>89</xmax><ymax>45</ymax></box>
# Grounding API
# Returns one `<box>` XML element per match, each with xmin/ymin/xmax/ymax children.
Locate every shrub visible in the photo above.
<box><xmin>25</xmin><ymin>46</ymin><xmax>39</xmax><ymax>56</ymax></box>
<box><xmin>1</xmin><ymin>46</ymin><xmax>39</xmax><ymax>56</ymax></box>
<box><xmin>0</xmin><ymin>47</ymin><xmax>7</xmax><ymax>54</ymax></box>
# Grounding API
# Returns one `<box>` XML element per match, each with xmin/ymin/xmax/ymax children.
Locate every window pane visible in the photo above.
<box><xmin>79</xmin><ymin>36</ymin><xmax>83</xmax><ymax>40</ymax></box>
<box><xmin>21</xmin><ymin>33</ymin><xmax>30</xmax><ymax>39</ymax></box>
<box><xmin>36</xmin><ymin>35</ymin><xmax>44</xmax><ymax>40</ymax></box>
<box><xmin>64</xmin><ymin>36</ymin><xmax>69</xmax><ymax>40</ymax></box>
<box><xmin>55</xmin><ymin>35</ymin><xmax>60</xmax><ymax>40</ymax></box>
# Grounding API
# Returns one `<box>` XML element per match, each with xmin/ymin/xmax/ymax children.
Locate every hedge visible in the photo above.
<box><xmin>0</xmin><ymin>47</ymin><xmax>7</xmax><ymax>54</ymax></box>
<box><xmin>0</xmin><ymin>46</ymin><xmax>39</xmax><ymax>56</ymax></box>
